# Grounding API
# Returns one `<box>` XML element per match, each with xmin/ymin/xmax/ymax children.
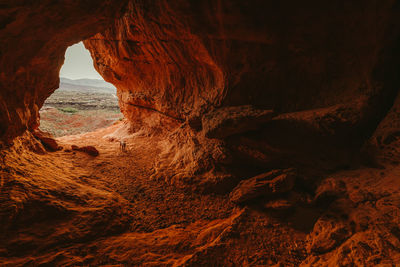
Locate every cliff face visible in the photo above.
<box><xmin>0</xmin><ymin>0</ymin><xmax>129</xmax><ymax>142</ymax></box>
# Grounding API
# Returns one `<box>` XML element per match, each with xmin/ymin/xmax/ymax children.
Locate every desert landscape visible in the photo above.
<box><xmin>1</xmin><ymin>1</ymin><xmax>400</xmax><ymax>266</ymax></box>
<box><xmin>39</xmin><ymin>78</ymin><xmax>122</xmax><ymax>137</ymax></box>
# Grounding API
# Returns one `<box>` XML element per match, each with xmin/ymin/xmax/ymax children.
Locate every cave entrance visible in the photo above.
<box><xmin>39</xmin><ymin>42</ymin><xmax>123</xmax><ymax>137</ymax></box>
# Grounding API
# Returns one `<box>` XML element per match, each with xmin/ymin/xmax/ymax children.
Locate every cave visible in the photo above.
<box><xmin>1</xmin><ymin>1</ymin><xmax>400</xmax><ymax>266</ymax></box>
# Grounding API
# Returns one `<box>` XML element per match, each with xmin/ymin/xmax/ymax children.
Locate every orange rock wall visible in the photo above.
<box><xmin>1</xmin><ymin>0</ymin><xmax>400</xmax><ymax>155</ymax></box>
<box><xmin>84</xmin><ymin>0</ymin><xmax>400</xmax><ymax>134</ymax></box>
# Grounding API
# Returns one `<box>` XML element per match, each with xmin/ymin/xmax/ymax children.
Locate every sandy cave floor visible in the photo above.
<box><xmin>0</xmin><ymin>122</ymin><xmax>399</xmax><ymax>266</ymax></box>
<box><xmin>0</xmin><ymin>123</ymin><xmax>312</xmax><ymax>266</ymax></box>
<box><xmin>56</xmin><ymin>125</ymin><xmax>236</xmax><ymax>233</ymax></box>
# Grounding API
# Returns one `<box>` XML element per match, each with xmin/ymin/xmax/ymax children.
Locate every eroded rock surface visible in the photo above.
<box><xmin>1</xmin><ymin>0</ymin><xmax>400</xmax><ymax>265</ymax></box>
<box><xmin>32</xmin><ymin>129</ymin><xmax>61</xmax><ymax>152</ymax></box>
<box><xmin>229</xmin><ymin>169</ymin><xmax>296</xmax><ymax>204</ymax></box>
<box><xmin>84</xmin><ymin>0</ymin><xmax>399</xmax><ymax>133</ymax></box>
<box><xmin>82</xmin><ymin>0</ymin><xmax>400</xmax><ymax>189</ymax></box>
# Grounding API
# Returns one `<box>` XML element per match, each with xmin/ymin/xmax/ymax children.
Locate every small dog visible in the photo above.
<box><xmin>119</xmin><ymin>140</ymin><xmax>127</xmax><ymax>152</ymax></box>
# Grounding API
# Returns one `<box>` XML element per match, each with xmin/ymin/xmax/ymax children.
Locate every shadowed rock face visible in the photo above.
<box><xmin>84</xmin><ymin>0</ymin><xmax>400</xmax><ymax>137</ymax></box>
<box><xmin>82</xmin><ymin>0</ymin><xmax>400</xmax><ymax>181</ymax></box>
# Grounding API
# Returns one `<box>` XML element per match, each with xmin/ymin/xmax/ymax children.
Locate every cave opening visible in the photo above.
<box><xmin>39</xmin><ymin>41</ymin><xmax>123</xmax><ymax>137</ymax></box>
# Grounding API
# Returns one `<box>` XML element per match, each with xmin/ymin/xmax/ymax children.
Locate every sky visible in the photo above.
<box><xmin>59</xmin><ymin>42</ymin><xmax>103</xmax><ymax>80</ymax></box>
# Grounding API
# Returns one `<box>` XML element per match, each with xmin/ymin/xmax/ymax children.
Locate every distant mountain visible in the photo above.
<box><xmin>60</xmin><ymin>77</ymin><xmax>116</xmax><ymax>89</ymax></box>
<box><xmin>58</xmin><ymin>77</ymin><xmax>116</xmax><ymax>93</ymax></box>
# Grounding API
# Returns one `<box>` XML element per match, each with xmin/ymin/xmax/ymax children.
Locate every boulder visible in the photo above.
<box><xmin>70</xmin><ymin>145</ymin><xmax>99</xmax><ymax>157</ymax></box>
<box><xmin>307</xmin><ymin>214</ymin><xmax>352</xmax><ymax>255</ymax></box>
<box><xmin>229</xmin><ymin>168</ymin><xmax>296</xmax><ymax>204</ymax></box>
<box><xmin>32</xmin><ymin>129</ymin><xmax>61</xmax><ymax>152</ymax></box>
<box><xmin>79</xmin><ymin>146</ymin><xmax>99</xmax><ymax>157</ymax></box>
<box><xmin>313</xmin><ymin>178</ymin><xmax>347</xmax><ymax>206</ymax></box>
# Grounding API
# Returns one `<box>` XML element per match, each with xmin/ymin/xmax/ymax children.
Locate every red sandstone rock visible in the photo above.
<box><xmin>366</xmin><ymin>90</ymin><xmax>400</xmax><ymax>166</ymax></box>
<box><xmin>229</xmin><ymin>169</ymin><xmax>296</xmax><ymax>204</ymax></box>
<box><xmin>307</xmin><ymin>214</ymin><xmax>352</xmax><ymax>255</ymax></box>
<box><xmin>314</xmin><ymin>178</ymin><xmax>347</xmax><ymax>205</ymax></box>
<box><xmin>83</xmin><ymin>0</ymin><xmax>400</xmax><ymax>145</ymax></box>
<box><xmin>32</xmin><ymin>129</ymin><xmax>61</xmax><ymax>152</ymax></box>
<box><xmin>81</xmin><ymin>0</ymin><xmax>400</xmax><ymax>194</ymax></box>
<box><xmin>78</xmin><ymin>146</ymin><xmax>99</xmax><ymax>157</ymax></box>
<box><xmin>71</xmin><ymin>145</ymin><xmax>99</xmax><ymax>156</ymax></box>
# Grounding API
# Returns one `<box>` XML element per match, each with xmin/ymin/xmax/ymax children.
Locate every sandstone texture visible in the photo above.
<box><xmin>1</xmin><ymin>0</ymin><xmax>400</xmax><ymax>266</ymax></box>
<box><xmin>229</xmin><ymin>169</ymin><xmax>296</xmax><ymax>204</ymax></box>
<box><xmin>1</xmin><ymin>125</ymin><xmax>399</xmax><ymax>266</ymax></box>
<box><xmin>82</xmin><ymin>0</ymin><xmax>400</xmax><ymax>184</ymax></box>
<box><xmin>84</xmin><ymin>0</ymin><xmax>400</xmax><ymax>142</ymax></box>
<box><xmin>32</xmin><ymin>129</ymin><xmax>61</xmax><ymax>151</ymax></box>
<box><xmin>71</xmin><ymin>145</ymin><xmax>99</xmax><ymax>157</ymax></box>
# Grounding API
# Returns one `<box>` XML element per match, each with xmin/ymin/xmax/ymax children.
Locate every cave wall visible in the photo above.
<box><xmin>84</xmin><ymin>0</ymin><xmax>400</xmax><ymax>135</ymax></box>
<box><xmin>0</xmin><ymin>0</ymin><xmax>129</xmax><ymax>143</ymax></box>
<box><xmin>84</xmin><ymin>0</ymin><xmax>400</xmax><ymax>190</ymax></box>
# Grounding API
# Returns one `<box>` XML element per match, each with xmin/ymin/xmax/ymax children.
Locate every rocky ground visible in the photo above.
<box><xmin>39</xmin><ymin>107</ymin><xmax>122</xmax><ymax>137</ymax></box>
<box><xmin>39</xmin><ymin>81</ymin><xmax>122</xmax><ymax>137</ymax></box>
<box><xmin>0</xmin><ymin>122</ymin><xmax>399</xmax><ymax>266</ymax></box>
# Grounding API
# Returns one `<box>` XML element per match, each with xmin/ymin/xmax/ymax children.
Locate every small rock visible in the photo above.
<box><xmin>307</xmin><ymin>214</ymin><xmax>351</xmax><ymax>254</ymax></box>
<box><xmin>314</xmin><ymin>178</ymin><xmax>347</xmax><ymax>206</ymax></box>
<box><xmin>78</xmin><ymin>146</ymin><xmax>99</xmax><ymax>156</ymax></box>
<box><xmin>28</xmin><ymin>137</ymin><xmax>46</xmax><ymax>155</ymax></box>
<box><xmin>70</xmin><ymin>144</ymin><xmax>99</xmax><ymax>156</ymax></box>
<box><xmin>32</xmin><ymin>129</ymin><xmax>61</xmax><ymax>152</ymax></box>
<box><xmin>229</xmin><ymin>168</ymin><xmax>296</xmax><ymax>204</ymax></box>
